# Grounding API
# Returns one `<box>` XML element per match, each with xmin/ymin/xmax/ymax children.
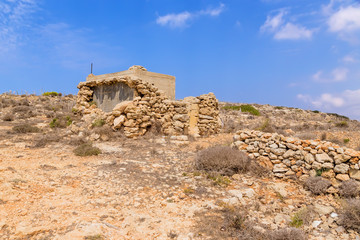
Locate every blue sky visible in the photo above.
<box><xmin>1</xmin><ymin>0</ymin><xmax>360</xmax><ymax>119</ymax></box>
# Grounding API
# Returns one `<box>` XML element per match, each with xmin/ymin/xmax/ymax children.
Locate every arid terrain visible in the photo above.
<box><xmin>1</xmin><ymin>93</ymin><xmax>360</xmax><ymax>240</ymax></box>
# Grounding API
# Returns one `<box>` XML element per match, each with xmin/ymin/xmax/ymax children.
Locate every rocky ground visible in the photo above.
<box><xmin>0</xmin><ymin>94</ymin><xmax>360</xmax><ymax>239</ymax></box>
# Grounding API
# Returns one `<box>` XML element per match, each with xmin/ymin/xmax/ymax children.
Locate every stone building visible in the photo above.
<box><xmin>76</xmin><ymin>66</ymin><xmax>221</xmax><ymax>137</ymax></box>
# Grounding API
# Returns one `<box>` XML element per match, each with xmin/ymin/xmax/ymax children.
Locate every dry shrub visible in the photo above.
<box><xmin>73</xmin><ymin>142</ymin><xmax>101</xmax><ymax>156</ymax></box>
<box><xmin>12</xmin><ymin>105</ymin><xmax>30</xmax><ymax>113</ymax></box>
<box><xmin>2</xmin><ymin>113</ymin><xmax>14</xmax><ymax>121</ymax></box>
<box><xmin>195</xmin><ymin>146</ymin><xmax>267</xmax><ymax>176</ymax></box>
<box><xmin>93</xmin><ymin>125</ymin><xmax>114</xmax><ymax>139</ymax></box>
<box><xmin>339</xmin><ymin>179</ymin><xmax>360</xmax><ymax>198</ymax></box>
<box><xmin>146</xmin><ymin>120</ymin><xmax>162</xmax><ymax>136</ymax></box>
<box><xmin>33</xmin><ymin>133</ymin><xmax>61</xmax><ymax>148</ymax></box>
<box><xmin>304</xmin><ymin>176</ymin><xmax>331</xmax><ymax>195</ymax></box>
<box><xmin>222</xmin><ymin>118</ymin><xmax>242</xmax><ymax>133</ymax></box>
<box><xmin>68</xmin><ymin>136</ymin><xmax>87</xmax><ymax>146</ymax></box>
<box><xmin>12</xmin><ymin>124</ymin><xmax>40</xmax><ymax>133</ymax></box>
<box><xmin>16</xmin><ymin>98</ymin><xmax>30</xmax><ymax>106</ymax></box>
<box><xmin>339</xmin><ymin>199</ymin><xmax>360</xmax><ymax>232</ymax></box>
<box><xmin>195</xmin><ymin>206</ymin><xmax>306</xmax><ymax>240</ymax></box>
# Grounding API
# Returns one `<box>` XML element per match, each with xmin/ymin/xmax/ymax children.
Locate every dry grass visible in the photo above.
<box><xmin>195</xmin><ymin>145</ymin><xmax>268</xmax><ymax>177</ymax></box>
<box><xmin>339</xmin><ymin>180</ymin><xmax>360</xmax><ymax>198</ymax></box>
<box><xmin>303</xmin><ymin>176</ymin><xmax>331</xmax><ymax>195</ymax></box>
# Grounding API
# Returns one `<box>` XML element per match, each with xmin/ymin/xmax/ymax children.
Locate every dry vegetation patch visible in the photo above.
<box><xmin>195</xmin><ymin>145</ymin><xmax>267</xmax><ymax>176</ymax></box>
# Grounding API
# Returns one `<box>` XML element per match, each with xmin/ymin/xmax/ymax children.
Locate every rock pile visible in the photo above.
<box><xmin>76</xmin><ymin>76</ymin><xmax>221</xmax><ymax>137</ymax></box>
<box><xmin>232</xmin><ymin>130</ymin><xmax>360</xmax><ymax>193</ymax></box>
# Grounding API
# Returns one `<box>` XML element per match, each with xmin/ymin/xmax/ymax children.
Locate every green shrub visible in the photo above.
<box><xmin>328</xmin><ymin>112</ymin><xmax>349</xmax><ymax>120</ymax></box>
<box><xmin>289</xmin><ymin>207</ymin><xmax>315</xmax><ymax>228</ymax></box>
<box><xmin>50</xmin><ymin>116</ymin><xmax>72</xmax><ymax>128</ymax></box>
<box><xmin>312</xmin><ymin>110</ymin><xmax>320</xmax><ymax>113</ymax></box>
<box><xmin>240</xmin><ymin>105</ymin><xmax>260</xmax><ymax>116</ymax></box>
<box><xmin>73</xmin><ymin>143</ymin><xmax>101</xmax><ymax>156</ymax></box>
<box><xmin>12</xmin><ymin>124</ymin><xmax>40</xmax><ymax>133</ymax></box>
<box><xmin>222</xmin><ymin>105</ymin><xmax>241</xmax><ymax>111</ymax></box>
<box><xmin>92</xmin><ymin>119</ymin><xmax>105</xmax><ymax>128</ymax></box>
<box><xmin>274</xmin><ymin>106</ymin><xmax>284</xmax><ymax>110</ymax></box>
<box><xmin>84</xmin><ymin>235</ymin><xmax>104</xmax><ymax>240</ymax></box>
<box><xmin>344</xmin><ymin>138</ymin><xmax>350</xmax><ymax>144</ymax></box>
<box><xmin>42</xmin><ymin>92</ymin><xmax>58</xmax><ymax>96</ymax></box>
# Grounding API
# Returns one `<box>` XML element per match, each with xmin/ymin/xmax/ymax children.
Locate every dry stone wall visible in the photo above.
<box><xmin>232</xmin><ymin>130</ymin><xmax>360</xmax><ymax>193</ymax></box>
<box><xmin>76</xmin><ymin>76</ymin><xmax>221</xmax><ymax>137</ymax></box>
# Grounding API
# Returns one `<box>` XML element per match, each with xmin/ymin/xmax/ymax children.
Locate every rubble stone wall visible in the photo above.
<box><xmin>76</xmin><ymin>76</ymin><xmax>221</xmax><ymax>137</ymax></box>
<box><xmin>232</xmin><ymin>130</ymin><xmax>360</xmax><ymax>193</ymax></box>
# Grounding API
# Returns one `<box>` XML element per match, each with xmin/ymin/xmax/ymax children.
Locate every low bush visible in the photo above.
<box><xmin>92</xmin><ymin>119</ymin><xmax>105</xmax><ymax>128</ymax></box>
<box><xmin>289</xmin><ymin>207</ymin><xmax>315</xmax><ymax>228</ymax></box>
<box><xmin>33</xmin><ymin>134</ymin><xmax>61</xmax><ymax>148</ymax></box>
<box><xmin>12</xmin><ymin>124</ymin><xmax>40</xmax><ymax>133</ymax></box>
<box><xmin>73</xmin><ymin>142</ymin><xmax>101</xmax><ymax>156</ymax></box>
<box><xmin>195</xmin><ymin>145</ymin><xmax>267</xmax><ymax>176</ymax></box>
<box><xmin>328</xmin><ymin>112</ymin><xmax>349</xmax><ymax>120</ymax></box>
<box><xmin>339</xmin><ymin>199</ymin><xmax>360</xmax><ymax>231</ymax></box>
<box><xmin>335</xmin><ymin>121</ymin><xmax>348</xmax><ymax>128</ymax></box>
<box><xmin>240</xmin><ymin>105</ymin><xmax>260</xmax><ymax>116</ymax></box>
<box><xmin>344</xmin><ymin>138</ymin><xmax>350</xmax><ymax>144</ymax></box>
<box><xmin>42</xmin><ymin>92</ymin><xmax>58</xmax><ymax>96</ymax></box>
<box><xmin>222</xmin><ymin>105</ymin><xmax>241</xmax><ymax>111</ymax></box>
<box><xmin>2</xmin><ymin>113</ymin><xmax>14</xmax><ymax>121</ymax></box>
<box><xmin>49</xmin><ymin>116</ymin><xmax>72</xmax><ymax>128</ymax></box>
<box><xmin>304</xmin><ymin>176</ymin><xmax>331</xmax><ymax>195</ymax></box>
<box><xmin>256</xmin><ymin>118</ymin><xmax>274</xmax><ymax>133</ymax></box>
<box><xmin>339</xmin><ymin>179</ymin><xmax>360</xmax><ymax>198</ymax></box>
<box><xmin>195</xmin><ymin>206</ymin><xmax>306</xmax><ymax>240</ymax></box>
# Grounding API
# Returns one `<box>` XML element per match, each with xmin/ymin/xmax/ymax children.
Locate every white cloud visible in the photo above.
<box><xmin>332</xmin><ymin>67</ymin><xmax>348</xmax><ymax>81</ymax></box>
<box><xmin>297</xmin><ymin>88</ymin><xmax>360</xmax><ymax>119</ymax></box>
<box><xmin>261</xmin><ymin>10</ymin><xmax>313</xmax><ymax>40</ymax></box>
<box><xmin>274</xmin><ymin>23</ymin><xmax>313</xmax><ymax>40</ymax></box>
<box><xmin>200</xmin><ymin>3</ymin><xmax>225</xmax><ymax>17</ymax></box>
<box><xmin>342</xmin><ymin>54</ymin><xmax>357</xmax><ymax>63</ymax></box>
<box><xmin>156</xmin><ymin>3</ymin><xmax>225</xmax><ymax>28</ymax></box>
<box><xmin>156</xmin><ymin>12</ymin><xmax>192</xmax><ymax>28</ymax></box>
<box><xmin>312</xmin><ymin>71</ymin><xmax>323</xmax><ymax>81</ymax></box>
<box><xmin>312</xmin><ymin>67</ymin><xmax>348</xmax><ymax>82</ymax></box>
<box><xmin>328</xmin><ymin>5</ymin><xmax>360</xmax><ymax>33</ymax></box>
<box><xmin>261</xmin><ymin>10</ymin><xmax>286</xmax><ymax>32</ymax></box>
<box><xmin>0</xmin><ymin>0</ymin><xmax>37</xmax><ymax>53</ymax></box>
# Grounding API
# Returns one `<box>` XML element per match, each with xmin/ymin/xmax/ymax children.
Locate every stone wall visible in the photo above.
<box><xmin>76</xmin><ymin>76</ymin><xmax>221</xmax><ymax>137</ymax></box>
<box><xmin>231</xmin><ymin>130</ymin><xmax>360</xmax><ymax>193</ymax></box>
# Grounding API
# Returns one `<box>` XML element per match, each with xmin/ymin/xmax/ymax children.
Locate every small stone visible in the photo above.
<box><xmin>312</xmin><ymin>220</ymin><xmax>322</xmax><ymax>228</ymax></box>
<box><xmin>336</xmin><ymin>174</ymin><xmax>350</xmax><ymax>181</ymax></box>
<box><xmin>334</xmin><ymin>164</ymin><xmax>349</xmax><ymax>174</ymax></box>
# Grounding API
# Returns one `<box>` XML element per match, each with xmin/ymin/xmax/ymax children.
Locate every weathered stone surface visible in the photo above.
<box><xmin>334</xmin><ymin>164</ymin><xmax>349</xmax><ymax>174</ymax></box>
<box><xmin>113</xmin><ymin>115</ymin><xmax>126</xmax><ymax>129</ymax></box>
<box><xmin>349</xmin><ymin>169</ymin><xmax>360</xmax><ymax>180</ymax></box>
<box><xmin>316</xmin><ymin>154</ymin><xmax>332</xmax><ymax>163</ymax></box>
